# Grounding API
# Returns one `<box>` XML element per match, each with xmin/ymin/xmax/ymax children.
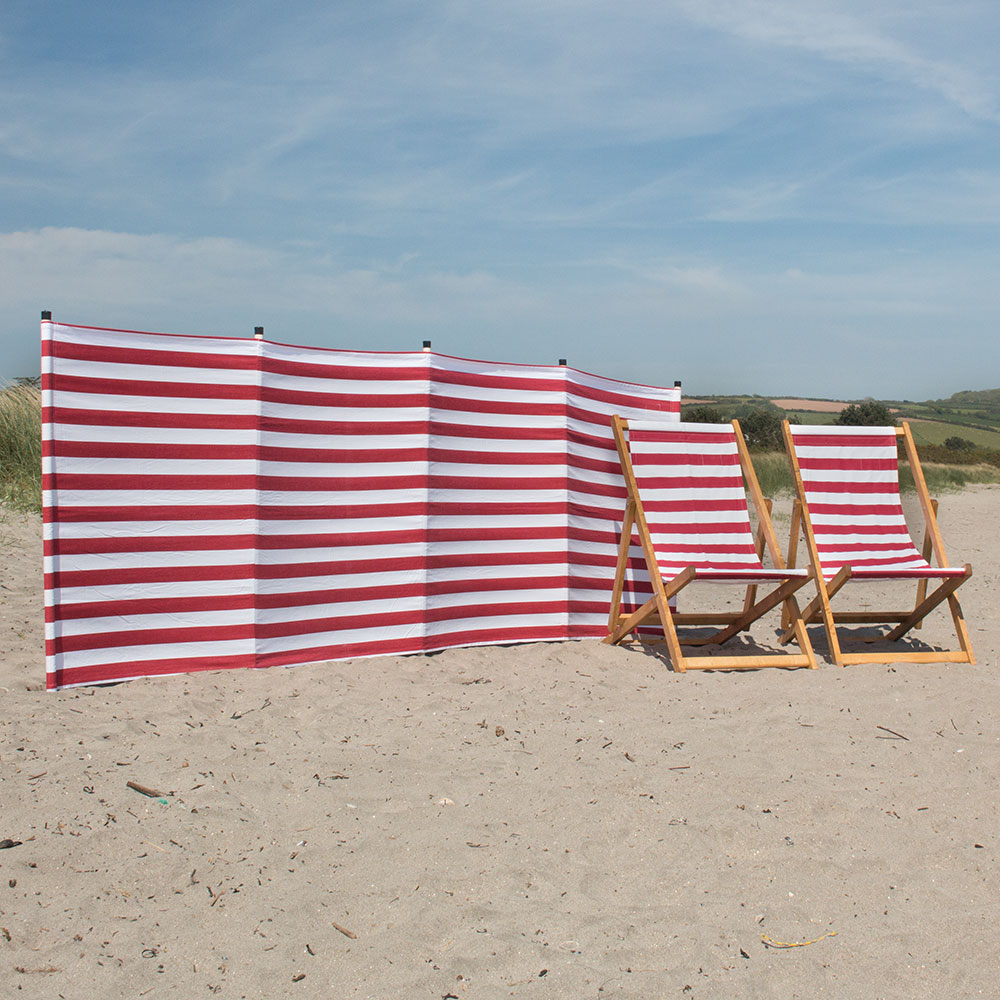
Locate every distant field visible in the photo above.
<box><xmin>771</xmin><ymin>398</ymin><xmax>846</xmax><ymax>412</ymax></box>
<box><xmin>905</xmin><ymin>418</ymin><xmax>1000</xmax><ymax>450</ymax></box>
<box><xmin>679</xmin><ymin>390</ymin><xmax>1000</xmax><ymax>460</ymax></box>
<box><xmin>784</xmin><ymin>410</ymin><xmax>834</xmax><ymax>425</ymax></box>
<box><xmin>781</xmin><ymin>413</ymin><xmax>1000</xmax><ymax>448</ymax></box>
<box><xmin>896</xmin><ymin>404</ymin><xmax>1000</xmax><ymax>433</ymax></box>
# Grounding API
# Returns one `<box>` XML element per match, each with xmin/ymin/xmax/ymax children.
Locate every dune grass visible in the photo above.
<box><xmin>746</xmin><ymin>451</ymin><xmax>794</xmax><ymax>498</ymax></box>
<box><xmin>0</xmin><ymin>383</ymin><xmax>42</xmax><ymax>513</ymax></box>
<box><xmin>901</xmin><ymin>462</ymin><xmax>1000</xmax><ymax>493</ymax></box>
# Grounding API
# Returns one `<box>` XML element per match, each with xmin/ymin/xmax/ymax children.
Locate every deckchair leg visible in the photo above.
<box><xmin>819</xmin><ymin>580</ymin><xmax>845</xmax><ymax>666</ymax></box>
<box><xmin>787</xmin><ymin>500</ymin><xmax>801</xmax><ymax>570</ymax></box>
<box><xmin>790</xmin><ymin>615</ymin><xmax>818</xmax><ymax>670</ymax></box>
<box><xmin>742</xmin><ymin>498</ymin><xmax>770</xmax><ymax>618</ymax></box>
<box><xmin>714</xmin><ymin>578</ymin><xmax>817</xmax><ymax>669</ymax></box>
<box><xmin>913</xmin><ymin>498</ymin><xmax>938</xmax><ymax>629</ymax></box>
<box><xmin>606</xmin><ymin>501</ymin><xmax>636</xmax><ymax>637</ymax></box>
<box><xmin>709</xmin><ymin>576</ymin><xmax>808</xmax><ymax>647</ymax></box>
<box><xmin>884</xmin><ymin>567</ymin><xmax>971</xmax><ymax>643</ymax></box>
<box><xmin>780</xmin><ymin>567</ymin><xmax>850</xmax><ymax>642</ymax></box>
<box><xmin>787</xmin><ymin>594</ymin><xmax>821</xmax><ymax>633</ymax></box>
<box><xmin>883</xmin><ymin>571</ymin><xmax>968</xmax><ymax>642</ymax></box>
<box><xmin>655</xmin><ymin>568</ymin><xmax>698</xmax><ymax>672</ymax></box>
<box><xmin>948</xmin><ymin>592</ymin><xmax>976</xmax><ymax>665</ymax></box>
<box><xmin>834</xmin><ymin>569</ymin><xmax>973</xmax><ymax>666</ymax></box>
<box><xmin>605</xmin><ymin>568</ymin><xmax>695</xmax><ymax>653</ymax></box>
<box><xmin>784</xmin><ymin>568</ymin><xmax>847</xmax><ymax>666</ymax></box>
<box><xmin>781</xmin><ymin>500</ymin><xmax>802</xmax><ymax>631</ymax></box>
<box><xmin>657</xmin><ymin>592</ymin><xmax>689</xmax><ymax>672</ymax></box>
<box><xmin>606</xmin><ymin>594</ymin><xmax>660</xmax><ymax>646</ymax></box>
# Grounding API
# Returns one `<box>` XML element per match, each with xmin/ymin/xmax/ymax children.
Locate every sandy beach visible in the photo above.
<box><xmin>1</xmin><ymin>487</ymin><xmax>998</xmax><ymax>999</ymax></box>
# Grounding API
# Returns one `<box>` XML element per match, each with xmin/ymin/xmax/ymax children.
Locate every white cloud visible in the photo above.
<box><xmin>2</xmin><ymin>6</ymin><xmax>999</xmax><ymax>399</ymax></box>
<box><xmin>0</xmin><ymin>227</ymin><xmax>545</xmax><ymax>361</ymax></box>
<box><xmin>675</xmin><ymin>0</ymin><xmax>998</xmax><ymax>121</ymax></box>
<box><xmin>2</xmin><ymin>224</ymin><xmax>997</xmax><ymax>398</ymax></box>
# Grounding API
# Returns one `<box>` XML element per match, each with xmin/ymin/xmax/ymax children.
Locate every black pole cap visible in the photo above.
<box><xmin>422</xmin><ymin>340</ymin><xmax>432</xmax><ymax>351</ymax></box>
<box><xmin>253</xmin><ymin>326</ymin><xmax>264</xmax><ymax>339</ymax></box>
<box><xmin>41</xmin><ymin>310</ymin><xmax>52</xmax><ymax>320</ymax></box>
<box><xmin>674</xmin><ymin>380</ymin><xmax>682</xmax><ymax>388</ymax></box>
<box><xmin>558</xmin><ymin>358</ymin><xmax>567</xmax><ymax>366</ymax></box>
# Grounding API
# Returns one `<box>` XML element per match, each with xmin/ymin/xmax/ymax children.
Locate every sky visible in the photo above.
<box><xmin>1</xmin><ymin>0</ymin><xmax>998</xmax><ymax>398</ymax></box>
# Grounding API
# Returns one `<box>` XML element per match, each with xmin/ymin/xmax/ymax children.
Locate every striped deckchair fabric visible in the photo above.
<box><xmin>783</xmin><ymin>422</ymin><xmax>974</xmax><ymax>666</ymax></box>
<box><xmin>605</xmin><ymin>418</ymin><xmax>817</xmax><ymax>672</ymax></box>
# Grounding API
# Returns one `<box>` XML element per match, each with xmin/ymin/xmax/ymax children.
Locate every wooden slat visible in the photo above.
<box><xmin>679</xmin><ymin>654</ymin><xmax>815</xmax><ymax>670</ymax></box>
<box><xmin>839</xmin><ymin>650</ymin><xmax>972</xmax><ymax>665</ymax></box>
<box><xmin>884</xmin><ymin>568</ymin><xmax>970</xmax><ymax>642</ymax></box>
<box><xmin>605</xmin><ymin>594</ymin><xmax>661</xmax><ymax>646</ymax></box>
<box><xmin>913</xmin><ymin>496</ymin><xmax>937</xmax><ymax>628</ymax></box>
<box><xmin>900</xmin><ymin>421</ymin><xmax>949</xmax><ymax>568</ymax></box>
<box><xmin>614</xmin><ymin>611</ymin><xmax>753</xmax><ymax>626</ymax></box>
<box><xmin>741</xmin><ymin>494</ymin><xmax>769</xmax><ymax>617</ymax></box>
<box><xmin>673</xmin><ymin>613</ymin><xmax>745</xmax><ymax>625</ymax></box>
<box><xmin>781</xmin><ymin>498</ymin><xmax>803</xmax><ymax>631</ymax></box>
<box><xmin>948</xmin><ymin>592</ymin><xmax>976</xmax><ymax>665</ymax></box>
<box><xmin>702</xmin><ymin>574</ymin><xmax>810</xmax><ymax>647</ymax></box>
<box><xmin>832</xmin><ymin>611</ymin><xmax>912</xmax><ymax>623</ymax></box>
<box><xmin>781</xmin><ymin>565</ymin><xmax>851</xmax><ymax>639</ymax></box>
<box><xmin>606</xmin><ymin>496</ymin><xmax>635</xmax><ymax>634</ymax></box>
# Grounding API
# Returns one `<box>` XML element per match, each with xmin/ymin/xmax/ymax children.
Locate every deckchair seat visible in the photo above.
<box><xmin>604</xmin><ymin>418</ymin><xmax>817</xmax><ymax>671</ymax></box>
<box><xmin>783</xmin><ymin>422</ymin><xmax>974</xmax><ymax>666</ymax></box>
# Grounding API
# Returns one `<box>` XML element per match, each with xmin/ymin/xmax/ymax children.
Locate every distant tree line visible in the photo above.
<box><xmin>834</xmin><ymin>400</ymin><xmax>894</xmax><ymax>426</ymax></box>
<box><xmin>684</xmin><ymin>396</ymin><xmax>899</xmax><ymax>450</ymax></box>
<box><xmin>684</xmin><ymin>402</ymin><xmax>797</xmax><ymax>450</ymax></box>
<box><xmin>943</xmin><ymin>436</ymin><xmax>976</xmax><ymax>451</ymax></box>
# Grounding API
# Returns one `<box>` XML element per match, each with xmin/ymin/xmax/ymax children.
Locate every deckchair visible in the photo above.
<box><xmin>604</xmin><ymin>417</ymin><xmax>817</xmax><ymax>671</ymax></box>
<box><xmin>781</xmin><ymin>421</ymin><xmax>974</xmax><ymax>666</ymax></box>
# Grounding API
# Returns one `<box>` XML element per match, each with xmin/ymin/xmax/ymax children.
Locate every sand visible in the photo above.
<box><xmin>1</xmin><ymin>489</ymin><xmax>998</xmax><ymax>999</ymax></box>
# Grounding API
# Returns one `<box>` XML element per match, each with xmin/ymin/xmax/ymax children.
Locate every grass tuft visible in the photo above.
<box><xmin>901</xmin><ymin>462</ymin><xmax>1000</xmax><ymax>494</ymax></box>
<box><xmin>0</xmin><ymin>383</ymin><xmax>43</xmax><ymax>513</ymax></box>
<box><xmin>747</xmin><ymin>451</ymin><xmax>794</xmax><ymax>498</ymax></box>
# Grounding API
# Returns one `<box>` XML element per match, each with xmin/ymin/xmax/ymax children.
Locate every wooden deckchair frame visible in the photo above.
<box><xmin>604</xmin><ymin>416</ymin><xmax>817</xmax><ymax>672</ymax></box>
<box><xmin>780</xmin><ymin>420</ymin><xmax>974</xmax><ymax>667</ymax></box>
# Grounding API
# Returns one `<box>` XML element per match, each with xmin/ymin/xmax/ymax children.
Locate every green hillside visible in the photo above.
<box><xmin>889</xmin><ymin>388</ymin><xmax>1000</xmax><ymax>433</ymax></box>
<box><xmin>685</xmin><ymin>388</ymin><xmax>1000</xmax><ymax>438</ymax></box>
<box><xmin>680</xmin><ymin>388</ymin><xmax>1000</xmax><ymax>491</ymax></box>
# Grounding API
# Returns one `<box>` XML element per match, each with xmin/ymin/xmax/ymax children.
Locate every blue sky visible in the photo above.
<box><xmin>2</xmin><ymin>0</ymin><xmax>998</xmax><ymax>397</ymax></box>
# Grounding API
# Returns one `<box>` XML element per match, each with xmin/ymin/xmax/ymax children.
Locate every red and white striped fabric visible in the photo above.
<box><xmin>788</xmin><ymin>424</ymin><xmax>965</xmax><ymax>580</ymax></box>
<box><xmin>628</xmin><ymin>421</ymin><xmax>807</xmax><ymax>582</ymax></box>
<box><xmin>42</xmin><ymin>320</ymin><xmax>680</xmax><ymax>689</ymax></box>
